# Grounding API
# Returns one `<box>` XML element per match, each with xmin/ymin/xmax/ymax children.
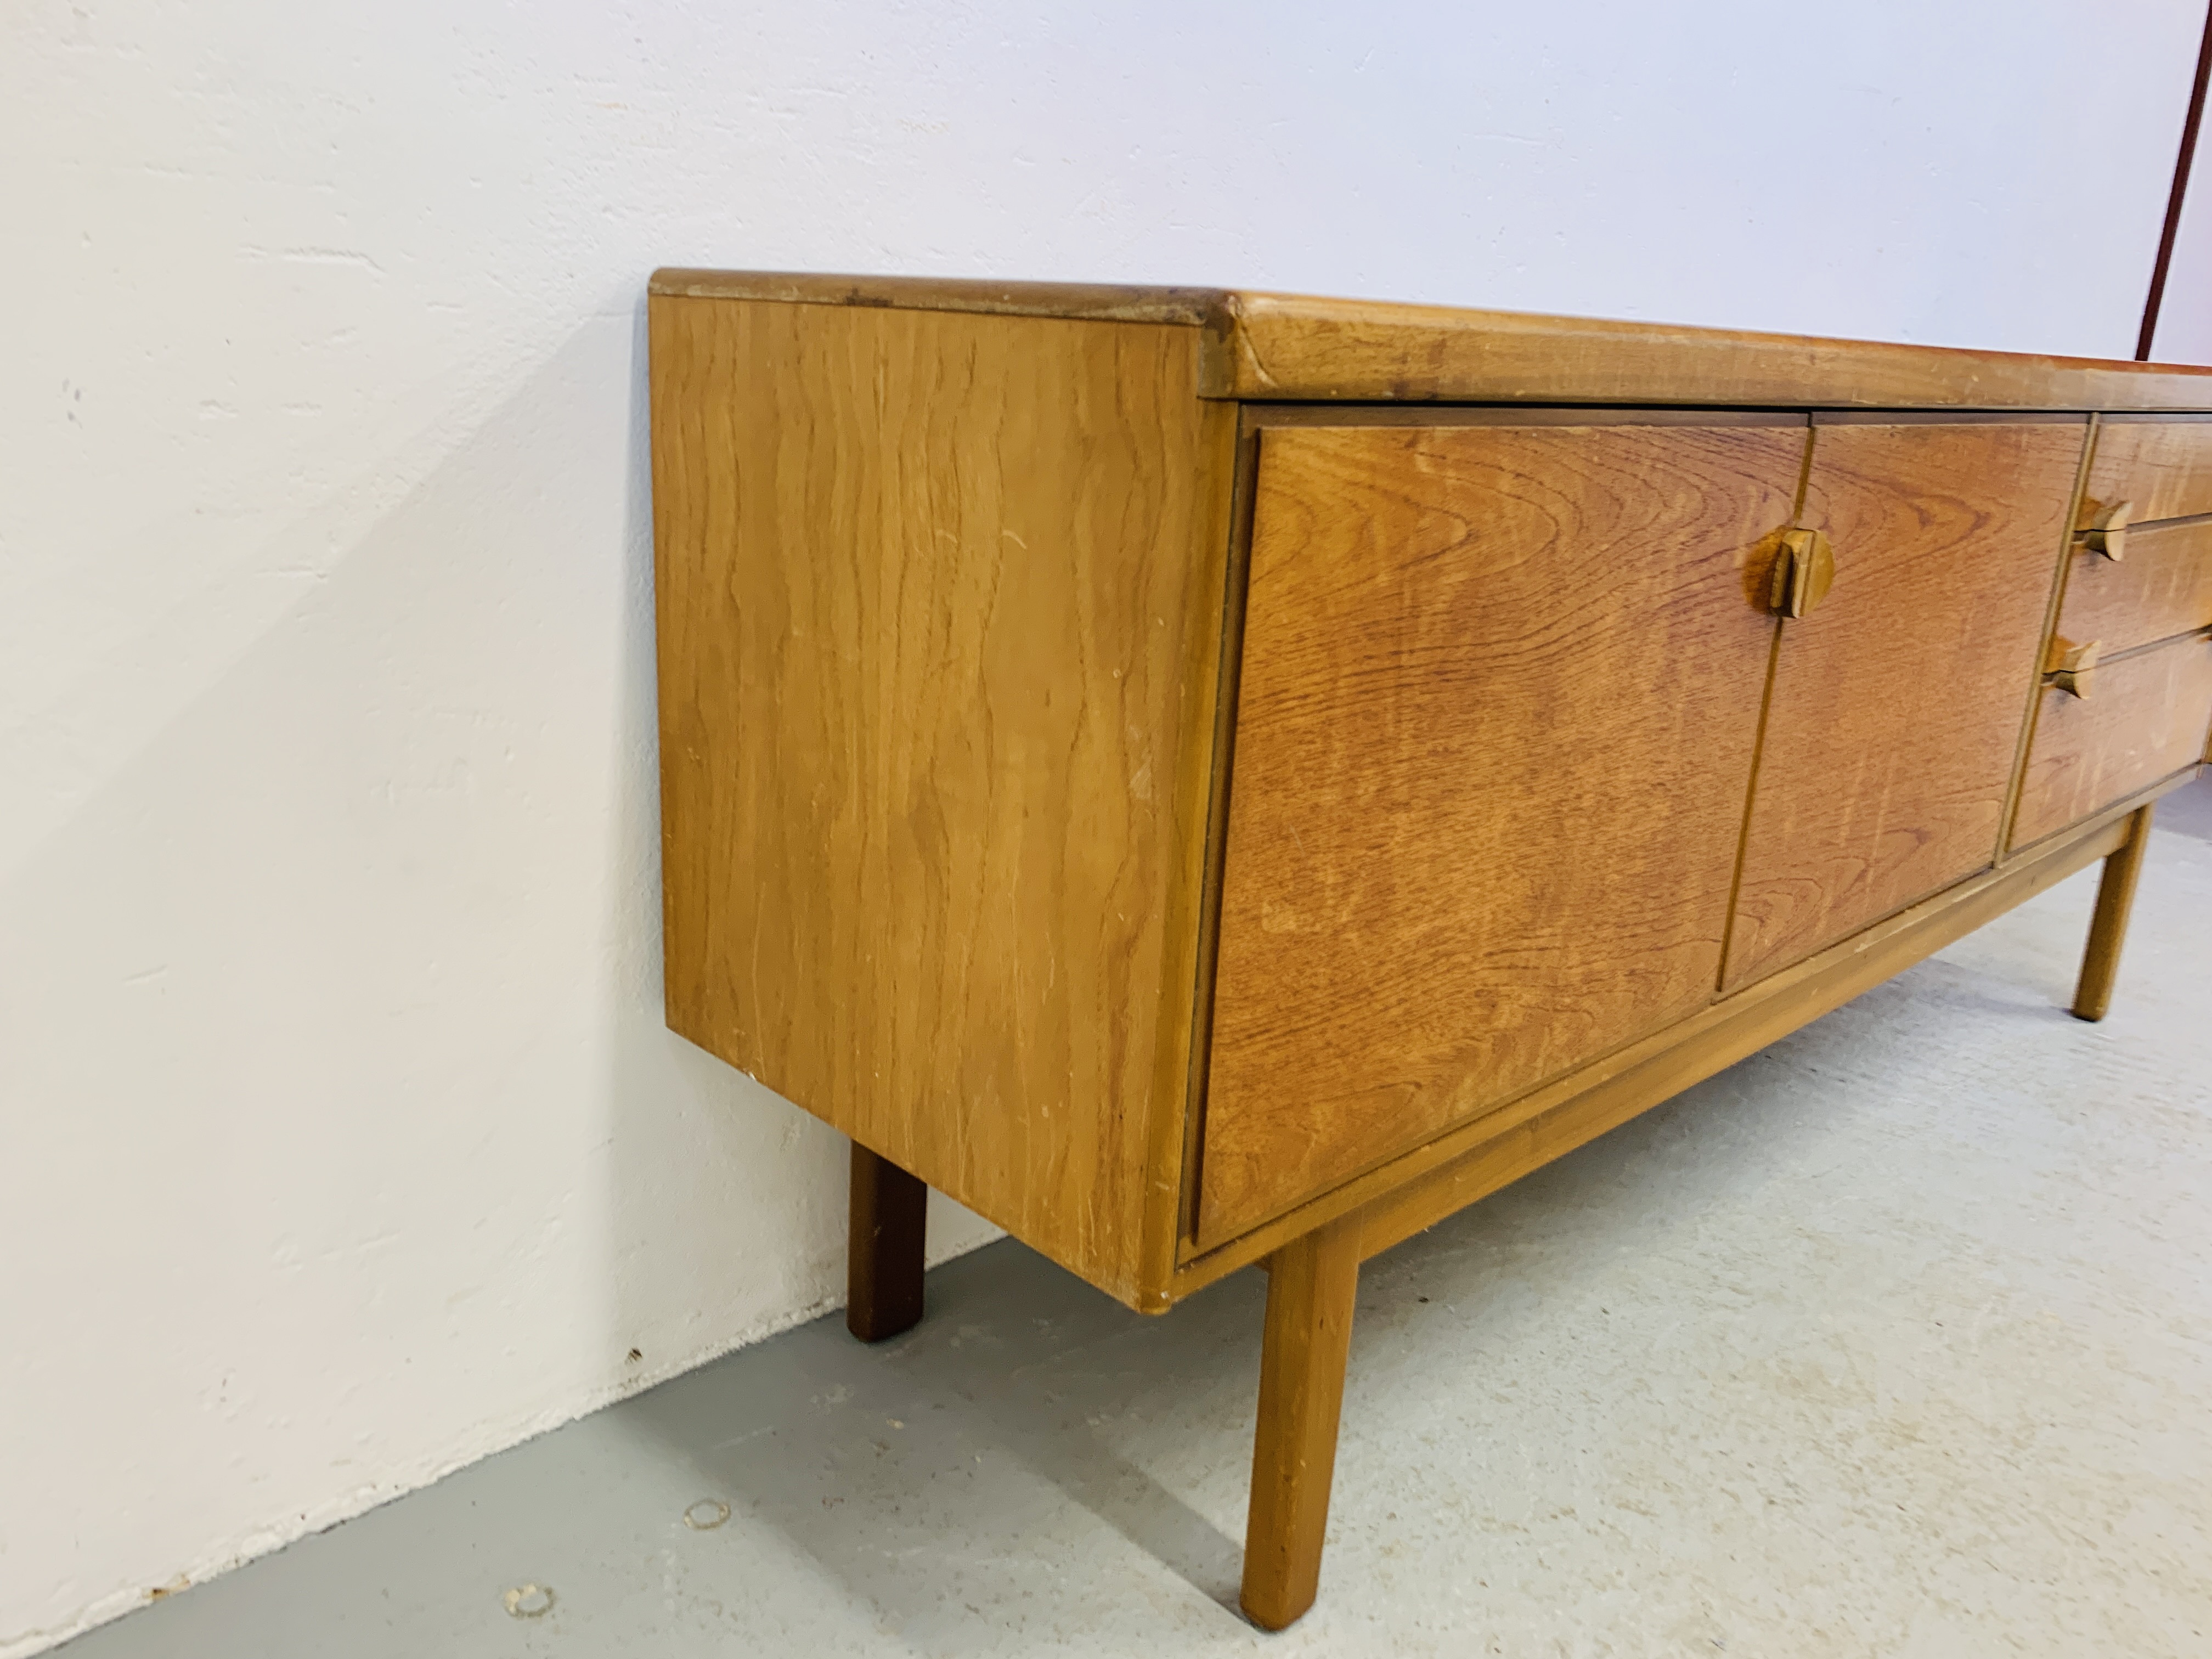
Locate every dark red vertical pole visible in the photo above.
<box><xmin>2138</xmin><ymin>4</ymin><xmax>2212</xmax><ymax>360</ymax></box>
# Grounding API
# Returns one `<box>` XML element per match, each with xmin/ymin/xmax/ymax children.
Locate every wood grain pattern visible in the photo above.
<box><xmin>647</xmin><ymin>274</ymin><xmax>2212</xmax><ymax>1632</ymax></box>
<box><xmin>1346</xmin><ymin>807</ymin><xmax>2140</xmax><ymax>1270</ymax></box>
<box><xmin>1217</xmin><ymin>291</ymin><xmax>2212</xmax><ymax>410</ymax></box>
<box><xmin>650</xmin><ymin>295</ymin><xmax>1235</xmax><ymax>1307</ymax></box>
<box><xmin>1172</xmin><ymin>793</ymin><xmax>2161</xmax><ymax>1300</ymax></box>
<box><xmin>650</xmin><ymin>266</ymin><xmax>1232</xmax><ymax>326</ymax></box>
<box><xmin>650</xmin><ymin>271</ymin><xmax>2212</xmax><ymax>411</ymax></box>
<box><xmin>2081</xmin><ymin>415</ymin><xmax>2212</xmax><ymax>524</ymax></box>
<box><xmin>652</xmin><ymin>278</ymin><xmax>2212</xmax><ymax>1327</ymax></box>
<box><xmin>2012</xmin><ymin>637</ymin><xmax>2212</xmax><ymax>848</ymax></box>
<box><xmin>1199</xmin><ymin>420</ymin><xmax>1803</xmax><ymax>1244</ymax></box>
<box><xmin>2072</xmin><ymin>805</ymin><xmax>2154</xmax><ymax>1023</ymax></box>
<box><xmin>2054</xmin><ymin>518</ymin><xmax>2212</xmax><ymax>656</ymax></box>
<box><xmin>1240</xmin><ymin>1214</ymin><xmax>1361</xmax><ymax>1632</ymax></box>
<box><xmin>1725</xmin><ymin>419</ymin><xmax>2085</xmax><ymax>990</ymax></box>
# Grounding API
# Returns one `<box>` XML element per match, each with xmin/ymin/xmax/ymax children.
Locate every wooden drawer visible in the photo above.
<box><xmin>1198</xmin><ymin>416</ymin><xmax>1800</xmax><ymax>1244</ymax></box>
<box><xmin>2083</xmin><ymin>414</ymin><xmax>2212</xmax><ymax>525</ymax></box>
<box><xmin>2054</xmin><ymin>517</ymin><xmax>2212</xmax><ymax>657</ymax></box>
<box><xmin>2012</xmin><ymin>635</ymin><xmax>2212</xmax><ymax>849</ymax></box>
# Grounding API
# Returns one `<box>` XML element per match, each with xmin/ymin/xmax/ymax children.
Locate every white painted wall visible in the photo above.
<box><xmin>4</xmin><ymin>2</ymin><xmax>2203</xmax><ymax>1650</ymax></box>
<box><xmin>2154</xmin><ymin>115</ymin><xmax>2212</xmax><ymax>365</ymax></box>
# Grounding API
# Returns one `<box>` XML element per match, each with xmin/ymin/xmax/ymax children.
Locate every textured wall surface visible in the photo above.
<box><xmin>3</xmin><ymin>2</ymin><xmax>2204</xmax><ymax>1652</ymax></box>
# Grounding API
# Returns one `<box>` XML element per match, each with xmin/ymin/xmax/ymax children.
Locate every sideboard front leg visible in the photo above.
<box><xmin>2073</xmin><ymin>803</ymin><xmax>2155</xmax><ymax>1023</ymax></box>
<box><xmin>847</xmin><ymin>1142</ymin><xmax>928</xmax><ymax>1342</ymax></box>
<box><xmin>1240</xmin><ymin>1213</ymin><xmax>1362</xmax><ymax>1631</ymax></box>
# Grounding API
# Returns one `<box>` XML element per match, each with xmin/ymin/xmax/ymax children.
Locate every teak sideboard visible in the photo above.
<box><xmin>647</xmin><ymin>270</ymin><xmax>2212</xmax><ymax>1629</ymax></box>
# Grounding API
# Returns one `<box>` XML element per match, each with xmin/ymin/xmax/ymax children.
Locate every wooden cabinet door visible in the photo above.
<box><xmin>1724</xmin><ymin>417</ymin><xmax>2086</xmax><ymax>991</ymax></box>
<box><xmin>1199</xmin><ymin>416</ymin><xmax>1803</xmax><ymax>1245</ymax></box>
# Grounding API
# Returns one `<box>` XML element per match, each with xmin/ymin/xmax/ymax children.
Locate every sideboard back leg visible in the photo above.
<box><xmin>847</xmin><ymin>1142</ymin><xmax>928</xmax><ymax>1342</ymax></box>
<box><xmin>1240</xmin><ymin>1213</ymin><xmax>1362</xmax><ymax>1631</ymax></box>
<box><xmin>2073</xmin><ymin>803</ymin><xmax>2155</xmax><ymax>1023</ymax></box>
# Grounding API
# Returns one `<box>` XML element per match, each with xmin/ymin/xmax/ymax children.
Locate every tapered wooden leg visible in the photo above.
<box><xmin>2073</xmin><ymin>803</ymin><xmax>2154</xmax><ymax>1022</ymax></box>
<box><xmin>1241</xmin><ymin>1214</ymin><xmax>1362</xmax><ymax>1631</ymax></box>
<box><xmin>847</xmin><ymin>1142</ymin><xmax>927</xmax><ymax>1342</ymax></box>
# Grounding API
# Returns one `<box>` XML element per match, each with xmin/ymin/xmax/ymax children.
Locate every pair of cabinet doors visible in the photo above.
<box><xmin>1199</xmin><ymin>411</ymin><xmax>2084</xmax><ymax>1244</ymax></box>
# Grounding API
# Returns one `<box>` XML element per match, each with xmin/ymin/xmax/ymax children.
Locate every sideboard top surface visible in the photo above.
<box><xmin>650</xmin><ymin>267</ymin><xmax>2212</xmax><ymax>412</ymax></box>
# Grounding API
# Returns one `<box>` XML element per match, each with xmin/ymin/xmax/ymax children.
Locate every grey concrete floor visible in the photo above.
<box><xmin>60</xmin><ymin>782</ymin><xmax>2212</xmax><ymax>1658</ymax></box>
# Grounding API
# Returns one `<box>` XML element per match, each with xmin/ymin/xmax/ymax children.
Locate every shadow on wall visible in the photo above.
<box><xmin>1</xmin><ymin>293</ymin><xmax>990</xmax><ymax>1644</ymax></box>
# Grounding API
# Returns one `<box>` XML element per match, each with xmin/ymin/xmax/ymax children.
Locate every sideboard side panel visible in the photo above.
<box><xmin>650</xmin><ymin>297</ymin><xmax>1230</xmax><ymax>1305</ymax></box>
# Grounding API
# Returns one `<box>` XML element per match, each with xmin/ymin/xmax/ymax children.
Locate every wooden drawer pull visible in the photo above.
<box><xmin>1771</xmin><ymin>527</ymin><xmax>1837</xmax><ymax>618</ymax></box>
<box><xmin>2077</xmin><ymin>499</ymin><xmax>2132</xmax><ymax>561</ymax></box>
<box><xmin>2047</xmin><ymin>636</ymin><xmax>2103</xmax><ymax>699</ymax></box>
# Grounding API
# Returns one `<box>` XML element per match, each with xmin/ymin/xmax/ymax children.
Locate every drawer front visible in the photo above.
<box><xmin>1724</xmin><ymin>418</ymin><xmax>2085</xmax><ymax>991</ymax></box>
<box><xmin>2011</xmin><ymin>636</ymin><xmax>2212</xmax><ymax>849</ymax></box>
<box><xmin>2082</xmin><ymin>414</ymin><xmax>2212</xmax><ymax>526</ymax></box>
<box><xmin>1199</xmin><ymin>418</ymin><xmax>1802</xmax><ymax>1245</ymax></box>
<box><xmin>2055</xmin><ymin>518</ymin><xmax>2212</xmax><ymax>657</ymax></box>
